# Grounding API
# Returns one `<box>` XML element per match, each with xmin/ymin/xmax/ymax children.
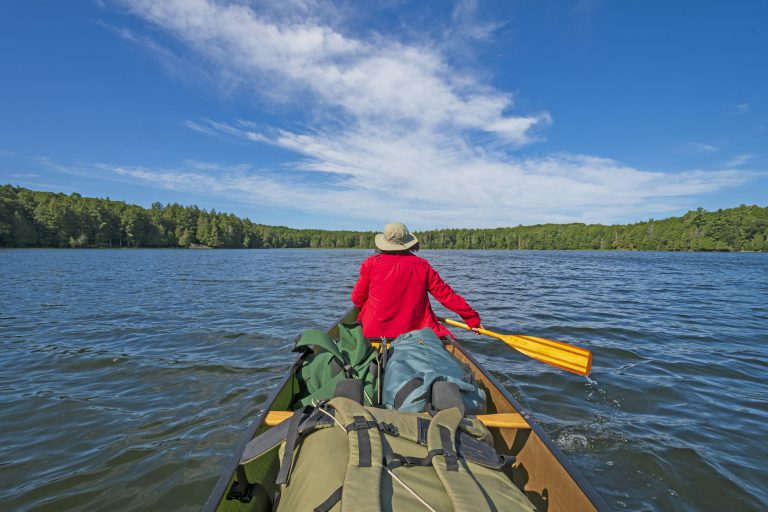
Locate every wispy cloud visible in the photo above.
<box><xmin>107</xmin><ymin>0</ymin><xmax>758</xmax><ymax>228</ymax></box>
<box><xmin>736</xmin><ymin>103</ymin><xmax>750</xmax><ymax>113</ymax></box>
<box><xmin>92</xmin><ymin>149</ymin><xmax>754</xmax><ymax>228</ymax></box>
<box><xmin>679</xmin><ymin>142</ymin><xmax>720</xmax><ymax>154</ymax></box>
<box><xmin>449</xmin><ymin>0</ymin><xmax>508</xmax><ymax>43</ymax></box>
<box><xmin>727</xmin><ymin>154</ymin><xmax>753</xmax><ymax>167</ymax></box>
<box><xmin>33</xmin><ymin>156</ymin><xmax>94</xmax><ymax>177</ymax></box>
<box><xmin>119</xmin><ymin>0</ymin><xmax>547</xmax><ymax>144</ymax></box>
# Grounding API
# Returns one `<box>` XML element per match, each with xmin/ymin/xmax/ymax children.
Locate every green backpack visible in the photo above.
<box><xmin>269</xmin><ymin>398</ymin><xmax>534</xmax><ymax>512</ymax></box>
<box><xmin>293</xmin><ymin>323</ymin><xmax>379</xmax><ymax>407</ymax></box>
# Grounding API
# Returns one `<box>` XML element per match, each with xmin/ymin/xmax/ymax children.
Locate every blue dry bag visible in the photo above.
<box><xmin>382</xmin><ymin>328</ymin><xmax>486</xmax><ymax>414</ymax></box>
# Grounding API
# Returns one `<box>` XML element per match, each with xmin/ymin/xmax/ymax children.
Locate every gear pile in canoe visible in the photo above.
<box><xmin>202</xmin><ymin>307</ymin><xmax>605</xmax><ymax>512</ymax></box>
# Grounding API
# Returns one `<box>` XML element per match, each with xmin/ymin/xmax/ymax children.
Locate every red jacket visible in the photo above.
<box><xmin>351</xmin><ymin>253</ymin><xmax>481</xmax><ymax>339</ymax></box>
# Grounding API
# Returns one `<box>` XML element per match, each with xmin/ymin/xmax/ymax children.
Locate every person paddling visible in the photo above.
<box><xmin>351</xmin><ymin>222</ymin><xmax>484</xmax><ymax>339</ymax></box>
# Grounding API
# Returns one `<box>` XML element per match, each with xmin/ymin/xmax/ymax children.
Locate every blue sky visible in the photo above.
<box><xmin>1</xmin><ymin>0</ymin><xmax>766</xmax><ymax>230</ymax></box>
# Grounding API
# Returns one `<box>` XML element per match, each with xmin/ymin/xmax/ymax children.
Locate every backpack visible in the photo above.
<box><xmin>293</xmin><ymin>322</ymin><xmax>379</xmax><ymax>407</ymax></box>
<box><xmin>241</xmin><ymin>398</ymin><xmax>535</xmax><ymax>512</ymax></box>
<box><xmin>382</xmin><ymin>328</ymin><xmax>487</xmax><ymax>415</ymax></box>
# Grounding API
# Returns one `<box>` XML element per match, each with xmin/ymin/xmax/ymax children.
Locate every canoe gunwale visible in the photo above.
<box><xmin>447</xmin><ymin>337</ymin><xmax>610</xmax><ymax>511</ymax></box>
<box><xmin>201</xmin><ymin>307</ymin><xmax>355</xmax><ymax>512</ymax></box>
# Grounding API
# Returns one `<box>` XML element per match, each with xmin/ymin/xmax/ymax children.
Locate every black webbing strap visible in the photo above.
<box><xmin>393</xmin><ymin>377</ymin><xmax>424</xmax><ymax>409</ymax></box>
<box><xmin>226</xmin><ymin>465</ymin><xmax>272</xmax><ymax>505</ymax></box>
<box><xmin>345</xmin><ymin>416</ymin><xmax>378</xmax><ymax>432</ymax></box>
<box><xmin>381</xmin><ymin>339</ymin><xmax>389</xmax><ymax>368</ymax></box>
<box><xmin>378</xmin><ymin>337</ymin><xmax>388</xmax><ymax>405</ymax></box>
<box><xmin>439</xmin><ymin>425</ymin><xmax>459</xmax><ymax>472</ymax></box>
<box><xmin>236</xmin><ymin>465</ymin><xmax>250</xmax><ymax>494</ymax></box>
<box><xmin>384</xmin><ymin>448</ymin><xmax>444</xmax><ymax>468</ymax></box>
<box><xmin>414</xmin><ymin>416</ymin><xmax>512</xmax><ymax>469</ymax></box>
<box><xmin>456</xmin><ymin>433</ymin><xmax>516</xmax><ymax>469</ymax></box>
<box><xmin>346</xmin><ymin>416</ymin><xmax>377</xmax><ymax>467</ymax></box>
<box><xmin>330</xmin><ymin>359</ymin><xmax>344</xmax><ymax>377</ymax></box>
<box><xmin>358</xmin><ymin>426</ymin><xmax>372</xmax><ymax>467</ymax></box>
<box><xmin>313</xmin><ymin>485</ymin><xmax>343</xmax><ymax>512</ymax></box>
<box><xmin>275</xmin><ymin>406</ymin><xmax>311</xmax><ymax>485</ymax></box>
<box><xmin>417</xmin><ymin>417</ymin><xmax>430</xmax><ymax>445</ymax></box>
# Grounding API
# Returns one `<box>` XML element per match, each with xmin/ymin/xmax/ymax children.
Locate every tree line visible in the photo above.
<box><xmin>1</xmin><ymin>185</ymin><xmax>767</xmax><ymax>251</ymax></box>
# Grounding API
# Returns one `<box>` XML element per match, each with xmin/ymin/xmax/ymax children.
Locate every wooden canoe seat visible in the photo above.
<box><xmin>264</xmin><ymin>410</ymin><xmax>530</xmax><ymax>429</ymax></box>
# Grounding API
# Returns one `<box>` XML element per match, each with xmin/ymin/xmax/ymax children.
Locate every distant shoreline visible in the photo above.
<box><xmin>1</xmin><ymin>246</ymin><xmax>765</xmax><ymax>254</ymax></box>
<box><xmin>2</xmin><ymin>185</ymin><xmax>767</xmax><ymax>252</ymax></box>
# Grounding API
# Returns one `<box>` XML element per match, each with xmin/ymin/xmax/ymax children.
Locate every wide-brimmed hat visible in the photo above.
<box><xmin>375</xmin><ymin>222</ymin><xmax>419</xmax><ymax>251</ymax></box>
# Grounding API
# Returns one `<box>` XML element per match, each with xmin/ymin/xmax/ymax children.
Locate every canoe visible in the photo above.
<box><xmin>202</xmin><ymin>307</ymin><xmax>608</xmax><ymax>511</ymax></box>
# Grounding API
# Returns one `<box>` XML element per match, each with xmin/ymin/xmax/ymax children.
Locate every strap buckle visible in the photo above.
<box><xmin>346</xmin><ymin>416</ymin><xmax>377</xmax><ymax>432</ymax></box>
<box><xmin>379</xmin><ymin>422</ymin><xmax>399</xmax><ymax>436</ymax></box>
<box><xmin>227</xmin><ymin>480</ymin><xmax>256</xmax><ymax>503</ymax></box>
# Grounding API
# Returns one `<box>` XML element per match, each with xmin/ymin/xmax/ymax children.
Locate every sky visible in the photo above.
<box><xmin>0</xmin><ymin>0</ymin><xmax>766</xmax><ymax>231</ymax></box>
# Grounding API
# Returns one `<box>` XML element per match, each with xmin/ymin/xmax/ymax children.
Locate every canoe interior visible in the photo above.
<box><xmin>204</xmin><ymin>308</ymin><xmax>607</xmax><ymax>512</ymax></box>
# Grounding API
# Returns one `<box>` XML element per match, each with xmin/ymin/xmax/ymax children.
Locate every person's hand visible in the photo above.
<box><xmin>472</xmin><ymin>323</ymin><xmax>485</xmax><ymax>334</ymax></box>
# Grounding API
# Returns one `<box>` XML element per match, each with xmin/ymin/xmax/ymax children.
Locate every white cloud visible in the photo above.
<box><xmin>182</xmin><ymin>120</ymin><xmax>218</xmax><ymax>137</ymax></box>
<box><xmin>121</xmin><ymin>0</ymin><xmax>544</xmax><ymax>144</ymax></box>
<box><xmin>110</xmin><ymin>0</ymin><xmax>758</xmax><ymax>228</ymax></box>
<box><xmin>680</xmin><ymin>142</ymin><xmax>720</xmax><ymax>154</ymax></box>
<box><xmin>727</xmin><ymin>154</ymin><xmax>753</xmax><ymax>167</ymax></box>
<box><xmin>93</xmin><ymin>140</ymin><xmax>754</xmax><ymax>228</ymax></box>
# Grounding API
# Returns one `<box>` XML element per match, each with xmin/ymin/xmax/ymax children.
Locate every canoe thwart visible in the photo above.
<box><xmin>263</xmin><ymin>410</ymin><xmax>530</xmax><ymax>429</ymax></box>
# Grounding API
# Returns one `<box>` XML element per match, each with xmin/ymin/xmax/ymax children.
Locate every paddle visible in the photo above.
<box><xmin>438</xmin><ymin>317</ymin><xmax>592</xmax><ymax>376</ymax></box>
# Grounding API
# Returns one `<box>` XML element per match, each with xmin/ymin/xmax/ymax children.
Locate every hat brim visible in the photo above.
<box><xmin>375</xmin><ymin>233</ymin><xmax>419</xmax><ymax>251</ymax></box>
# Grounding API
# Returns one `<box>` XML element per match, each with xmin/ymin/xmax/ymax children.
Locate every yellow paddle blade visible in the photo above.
<box><xmin>439</xmin><ymin>317</ymin><xmax>592</xmax><ymax>376</ymax></box>
<box><xmin>264</xmin><ymin>410</ymin><xmax>530</xmax><ymax>429</ymax></box>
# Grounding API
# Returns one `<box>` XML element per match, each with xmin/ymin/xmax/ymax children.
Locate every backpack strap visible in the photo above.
<box><xmin>240</xmin><ymin>407</ymin><xmax>333</xmax><ymax>465</ymax></box>
<box><xmin>428</xmin><ymin>408</ymin><xmax>493</xmax><ymax>512</ymax></box>
<box><xmin>328</xmin><ymin>397</ymin><xmax>383</xmax><ymax>512</ymax></box>
<box><xmin>275</xmin><ymin>406</ymin><xmax>313</xmax><ymax>486</ymax></box>
<box><xmin>230</xmin><ymin>407</ymin><xmax>334</xmax><ymax>504</ymax></box>
<box><xmin>377</xmin><ymin>337</ymin><xmax>388</xmax><ymax>404</ymax></box>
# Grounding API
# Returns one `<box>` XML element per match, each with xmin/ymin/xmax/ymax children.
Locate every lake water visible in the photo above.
<box><xmin>1</xmin><ymin>249</ymin><xmax>766</xmax><ymax>511</ymax></box>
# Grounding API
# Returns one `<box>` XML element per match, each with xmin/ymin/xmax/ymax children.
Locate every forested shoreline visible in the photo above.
<box><xmin>1</xmin><ymin>185</ymin><xmax>767</xmax><ymax>251</ymax></box>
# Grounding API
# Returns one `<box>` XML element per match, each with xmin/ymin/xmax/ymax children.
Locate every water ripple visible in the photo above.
<box><xmin>1</xmin><ymin>249</ymin><xmax>766</xmax><ymax>511</ymax></box>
